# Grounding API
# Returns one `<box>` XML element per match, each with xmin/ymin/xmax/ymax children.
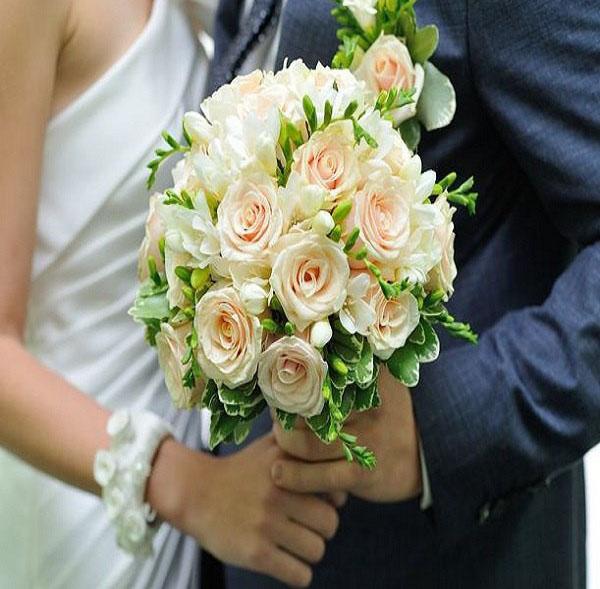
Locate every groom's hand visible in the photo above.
<box><xmin>271</xmin><ymin>367</ymin><xmax>422</xmax><ymax>503</ymax></box>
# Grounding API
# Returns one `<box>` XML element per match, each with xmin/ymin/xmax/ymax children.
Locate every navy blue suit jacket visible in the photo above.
<box><xmin>209</xmin><ymin>0</ymin><xmax>600</xmax><ymax>586</ymax></box>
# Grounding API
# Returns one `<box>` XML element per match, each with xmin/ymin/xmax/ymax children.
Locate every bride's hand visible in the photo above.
<box><xmin>147</xmin><ymin>433</ymin><xmax>340</xmax><ymax>588</ymax></box>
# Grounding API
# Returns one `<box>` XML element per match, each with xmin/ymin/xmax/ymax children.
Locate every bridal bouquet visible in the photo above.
<box><xmin>131</xmin><ymin>0</ymin><xmax>478</xmax><ymax>468</ymax></box>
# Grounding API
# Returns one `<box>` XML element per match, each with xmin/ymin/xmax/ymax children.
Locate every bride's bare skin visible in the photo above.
<box><xmin>0</xmin><ymin>1</ymin><xmax>339</xmax><ymax>586</ymax></box>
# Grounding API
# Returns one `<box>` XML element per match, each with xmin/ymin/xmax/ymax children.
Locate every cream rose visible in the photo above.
<box><xmin>156</xmin><ymin>323</ymin><xmax>204</xmax><ymax>409</ymax></box>
<box><xmin>427</xmin><ymin>195</ymin><xmax>457</xmax><ymax>298</ymax></box>
<box><xmin>293</xmin><ymin>120</ymin><xmax>360</xmax><ymax>205</ymax></box>
<box><xmin>138</xmin><ymin>194</ymin><xmax>165</xmax><ymax>281</ymax></box>
<box><xmin>354</xmin><ymin>35</ymin><xmax>424</xmax><ymax>123</ymax></box>
<box><xmin>218</xmin><ymin>174</ymin><xmax>283</xmax><ymax>263</ymax></box>
<box><xmin>258</xmin><ymin>336</ymin><xmax>327</xmax><ymax>417</ymax></box>
<box><xmin>347</xmin><ymin>173</ymin><xmax>412</xmax><ymax>269</ymax></box>
<box><xmin>367</xmin><ymin>285</ymin><xmax>420</xmax><ymax>360</ymax></box>
<box><xmin>270</xmin><ymin>233</ymin><xmax>350</xmax><ymax>331</ymax></box>
<box><xmin>194</xmin><ymin>287</ymin><xmax>262</xmax><ymax>388</ymax></box>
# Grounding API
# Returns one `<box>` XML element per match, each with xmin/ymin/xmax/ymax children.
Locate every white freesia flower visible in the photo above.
<box><xmin>426</xmin><ymin>195</ymin><xmax>458</xmax><ymax>298</ymax></box>
<box><xmin>183</xmin><ymin>111</ymin><xmax>213</xmax><ymax>145</ymax></box>
<box><xmin>343</xmin><ymin>0</ymin><xmax>377</xmax><ymax>31</ymax></box>
<box><xmin>279</xmin><ymin>172</ymin><xmax>327</xmax><ymax>225</ymax></box>
<box><xmin>194</xmin><ymin>286</ymin><xmax>262</xmax><ymax>388</ymax></box>
<box><xmin>399</xmin><ymin>202</ymin><xmax>444</xmax><ymax>283</ymax></box>
<box><xmin>339</xmin><ymin>272</ymin><xmax>377</xmax><ymax>336</ymax></box>
<box><xmin>159</xmin><ymin>195</ymin><xmax>220</xmax><ymax>269</ymax></box>
<box><xmin>311</xmin><ymin>210</ymin><xmax>335</xmax><ymax>236</ymax></box>
<box><xmin>258</xmin><ymin>336</ymin><xmax>327</xmax><ymax>417</ymax></box>
<box><xmin>367</xmin><ymin>286</ymin><xmax>420</xmax><ymax>360</ymax></box>
<box><xmin>270</xmin><ymin>233</ymin><xmax>350</xmax><ymax>331</ymax></box>
<box><xmin>156</xmin><ymin>323</ymin><xmax>204</xmax><ymax>409</ymax></box>
<box><xmin>171</xmin><ymin>156</ymin><xmax>202</xmax><ymax>194</ymax></box>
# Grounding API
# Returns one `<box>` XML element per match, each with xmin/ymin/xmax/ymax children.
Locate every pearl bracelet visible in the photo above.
<box><xmin>94</xmin><ymin>410</ymin><xmax>173</xmax><ymax>556</ymax></box>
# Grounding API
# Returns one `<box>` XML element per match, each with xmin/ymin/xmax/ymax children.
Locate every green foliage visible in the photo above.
<box><xmin>375</xmin><ymin>87</ymin><xmax>416</xmax><ymax>118</ymax></box>
<box><xmin>146</xmin><ymin>131</ymin><xmax>190</xmax><ymax>190</ymax></box>
<box><xmin>129</xmin><ymin>277</ymin><xmax>170</xmax><ymax>346</ymax></box>
<box><xmin>276</xmin><ymin>409</ymin><xmax>298</xmax><ymax>431</ymax></box>
<box><xmin>432</xmin><ymin>174</ymin><xmax>478</xmax><ymax>216</ymax></box>
<box><xmin>386</xmin><ymin>318</ymin><xmax>440</xmax><ymax>386</ymax></box>
<box><xmin>407</xmin><ymin>24</ymin><xmax>439</xmax><ymax>63</ymax></box>
<box><xmin>202</xmin><ymin>379</ymin><xmax>265</xmax><ymax>449</ymax></box>
<box><xmin>399</xmin><ymin>117</ymin><xmax>422</xmax><ymax>151</ymax></box>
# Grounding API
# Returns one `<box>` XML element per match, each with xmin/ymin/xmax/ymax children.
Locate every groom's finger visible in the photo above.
<box><xmin>272</xmin><ymin>458</ymin><xmax>359</xmax><ymax>493</ymax></box>
<box><xmin>273</xmin><ymin>423</ymin><xmax>344</xmax><ymax>461</ymax></box>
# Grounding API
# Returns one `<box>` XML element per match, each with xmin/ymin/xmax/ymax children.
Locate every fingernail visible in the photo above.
<box><xmin>271</xmin><ymin>462</ymin><xmax>282</xmax><ymax>483</ymax></box>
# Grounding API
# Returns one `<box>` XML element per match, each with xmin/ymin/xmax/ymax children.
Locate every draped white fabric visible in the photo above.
<box><xmin>0</xmin><ymin>0</ymin><xmax>206</xmax><ymax>586</ymax></box>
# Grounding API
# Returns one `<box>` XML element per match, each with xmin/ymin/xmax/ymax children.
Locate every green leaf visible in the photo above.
<box><xmin>399</xmin><ymin>117</ymin><xmax>422</xmax><ymax>151</ymax></box>
<box><xmin>329</xmin><ymin>366</ymin><xmax>348</xmax><ymax>391</ymax></box>
<box><xmin>129</xmin><ymin>292</ymin><xmax>169</xmax><ymax>323</ymax></box>
<box><xmin>417</xmin><ymin>61</ymin><xmax>456</xmax><ymax>131</ymax></box>
<box><xmin>218</xmin><ymin>385</ymin><xmax>262</xmax><ymax>407</ymax></box>
<box><xmin>339</xmin><ymin>386</ymin><xmax>356</xmax><ymax>420</ymax></box>
<box><xmin>408</xmin><ymin>322</ymin><xmax>426</xmax><ymax>346</ymax></box>
<box><xmin>233</xmin><ymin>421</ymin><xmax>252</xmax><ymax>445</ymax></box>
<box><xmin>209</xmin><ymin>412</ymin><xmax>240</xmax><ymax>449</ymax></box>
<box><xmin>408</xmin><ymin>25</ymin><xmax>439</xmax><ymax>64</ymax></box>
<box><xmin>386</xmin><ymin>344</ymin><xmax>421</xmax><ymax>387</ymax></box>
<box><xmin>307</xmin><ymin>407</ymin><xmax>331</xmax><ymax>443</ymax></box>
<box><xmin>353</xmin><ymin>343</ymin><xmax>374</xmax><ymax>386</ymax></box>
<box><xmin>276</xmin><ymin>409</ymin><xmax>297</xmax><ymax>431</ymax></box>
<box><xmin>414</xmin><ymin>320</ymin><xmax>440</xmax><ymax>363</ymax></box>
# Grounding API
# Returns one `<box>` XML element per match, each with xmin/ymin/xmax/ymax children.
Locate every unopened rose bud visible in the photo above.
<box><xmin>312</xmin><ymin>210</ymin><xmax>335</xmax><ymax>236</ymax></box>
<box><xmin>310</xmin><ymin>319</ymin><xmax>333</xmax><ymax>348</ymax></box>
<box><xmin>240</xmin><ymin>282</ymin><xmax>268</xmax><ymax>315</ymax></box>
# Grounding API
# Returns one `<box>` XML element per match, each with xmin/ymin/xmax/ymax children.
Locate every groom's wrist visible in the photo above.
<box><xmin>146</xmin><ymin>437</ymin><xmax>212</xmax><ymax>532</ymax></box>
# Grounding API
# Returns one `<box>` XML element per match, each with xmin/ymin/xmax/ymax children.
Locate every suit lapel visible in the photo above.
<box><xmin>275</xmin><ymin>0</ymin><xmax>340</xmax><ymax>69</ymax></box>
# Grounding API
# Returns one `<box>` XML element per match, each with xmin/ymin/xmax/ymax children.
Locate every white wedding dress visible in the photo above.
<box><xmin>0</xmin><ymin>0</ymin><xmax>207</xmax><ymax>587</ymax></box>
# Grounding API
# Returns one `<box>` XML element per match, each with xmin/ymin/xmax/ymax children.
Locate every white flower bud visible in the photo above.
<box><xmin>240</xmin><ymin>282</ymin><xmax>268</xmax><ymax>315</ymax></box>
<box><xmin>310</xmin><ymin>319</ymin><xmax>333</xmax><ymax>348</ymax></box>
<box><xmin>183</xmin><ymin>111</ymin><xmax>213</xmax><ymax>145</ymax></box>
<box><xmin>312</xmin><ymin>211</ymin><xmax>335</xmax><ymax>236</ymax></box>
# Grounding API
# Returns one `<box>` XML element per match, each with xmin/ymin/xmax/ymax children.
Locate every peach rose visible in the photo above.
<box><xmin>426</xmin><ymin>195</ymin><xmax>457</xmax><ymax>298</ymax></box>
<box><xmin>194</xmin><ymin>287</ymin><xmax>262</xmax><ymax>388</ymax></box>
<box><xmin>138</xmin><ymin>194</ymin><xmax>165</xmax><ymax>281</ymax></box>
<box><xmin>218</xmin><ymin>174</ymin><xmax>283</xmax><ymax>263</ymax></box>
<box><xmin>347</xmin><ymin>173</ymin><xmax>412</xmax><ymax>269</ymax></box>
<box><xmin>354</xmin><ymin>35</ymin><xmax>424</xmax><ymax>123</ymax></box>
<box><xmin>367</xmin><ymin>284</ymin><xmax>420</xmax><ymax>360</ymax></box>
<box><xmin>293</xmin><ymin>121</ymin><xmax>360</xmax><ymax>205</ymax></box>
<box><xmin>258</xmin><ymin>336</ymin><xmax>327</xmax><ymax>417</ymax></box>
<box><xmin>270</xmin><ymin>233</ymin><xmax>350</xmax><ymax>332</ymax></box>
<box><xmin>156</xmin><ymin>323</ymin><xmax>204</xmax><ymax>409</ymax></box>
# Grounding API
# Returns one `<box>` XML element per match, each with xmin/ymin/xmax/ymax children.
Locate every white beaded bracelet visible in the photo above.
<box><xmin>94</xmin><ymin>410</ymin><xmax>173</xmax><ymax>556</ymax></box>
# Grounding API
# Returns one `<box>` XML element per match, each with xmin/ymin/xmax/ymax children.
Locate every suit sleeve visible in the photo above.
<box><xmin>412</xmin><ymin>0</ymin><xmax>600</xmax><ymax>544</ymax></box>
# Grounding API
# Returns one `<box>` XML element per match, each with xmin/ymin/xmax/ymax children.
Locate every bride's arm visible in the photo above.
<box><xmin>0</xmin><ymin>3</ymin><xmax>337</xmax><ymax>585</ymax></box>
<box><xmin>0</xmin><ymin>0</ymin><xmax>112</xmax><ymax>494</ymax></box>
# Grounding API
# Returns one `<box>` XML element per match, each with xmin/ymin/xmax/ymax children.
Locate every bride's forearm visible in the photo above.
<box><xmin>0</xmin><ymin>333</ymin><xmax>110</xmax><ymax>495</ymax></box>
<box><xmin>0</xmin><ymin>332</ymin><xmax>204</xmax><ymax>528</ymax></box>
